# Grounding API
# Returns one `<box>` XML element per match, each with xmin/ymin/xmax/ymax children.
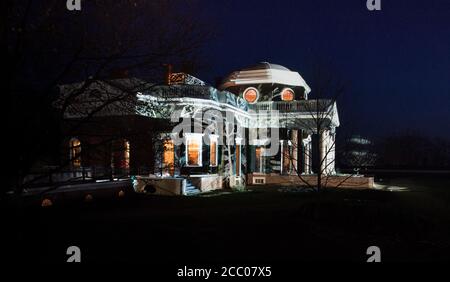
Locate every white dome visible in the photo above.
<box><xmin>219</xmin><ymin>62</ymin><xmax>311</xmax><ymax>94</ymax></box>
<box><xmin>241</xmin><ymin>62</ymin><xmax>291</xmax><ymax>71</ymax></box>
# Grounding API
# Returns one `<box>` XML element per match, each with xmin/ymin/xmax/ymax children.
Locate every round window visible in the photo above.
<box><xmin>281</xmin><ymin>88</ymin><xmax>295</xmax><ymax>101</ymax></box>
<box><xmin>243</xmin><ymin>87</ymin><xmax>259</xmax><ymax>104</ymax></box>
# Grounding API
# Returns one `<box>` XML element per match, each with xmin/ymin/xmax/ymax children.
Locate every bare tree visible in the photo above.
<box><xmin>279</xmin><ymin>64</ymin><xmax>346</xmax><ymax>191</ymax></box>
<box><xmin>4</xmin><ymin>0</ymin><xmax>212</xmax><ymax>194</ymax></box>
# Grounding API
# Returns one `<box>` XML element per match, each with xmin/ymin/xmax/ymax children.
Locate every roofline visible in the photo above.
<box><xmin>220</xmin><ymin>69</ymin><xmax>311</xmax><ymax>94</ymax></box>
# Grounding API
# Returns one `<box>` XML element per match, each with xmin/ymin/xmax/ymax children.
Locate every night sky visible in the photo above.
<box><xmin>195</xmin><ymin>0</ymin><xmax>450</xmax><ymax>139</ymax></box>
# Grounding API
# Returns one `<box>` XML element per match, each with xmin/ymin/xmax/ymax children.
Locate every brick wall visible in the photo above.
<box><xmin>247</xmin><ymin>173</ymin><xmax>374</xmax><ymax>189</ymax></box>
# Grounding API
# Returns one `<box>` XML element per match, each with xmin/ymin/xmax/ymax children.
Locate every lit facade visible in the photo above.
<box><xmin>56</xmin><ymin>62</ymin><xmax>341</xmax><ymax>195</ymax></box>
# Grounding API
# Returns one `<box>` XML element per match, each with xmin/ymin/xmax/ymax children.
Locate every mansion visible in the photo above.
<box><xmin>54</xmin><ymin>62</ymin><xmax>356</xmax><ymax>195</ymax></box>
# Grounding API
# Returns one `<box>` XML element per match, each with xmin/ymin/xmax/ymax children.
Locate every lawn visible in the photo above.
<box><xmin>3</xmin><ymin>175</ymin><xmax>450</xmax><ymax>263</ymax></box>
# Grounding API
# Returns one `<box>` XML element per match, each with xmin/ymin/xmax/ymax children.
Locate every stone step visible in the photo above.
<box><xmin>184</xmin><ymin>180</ymin><xmax>200</xmax><ymax>195</ymax></box>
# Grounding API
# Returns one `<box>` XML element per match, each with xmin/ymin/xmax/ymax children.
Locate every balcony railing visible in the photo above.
<box><xmin>151</xmin><ymin>85</ymin><xmax>213</xmax><ymax>100</ymax></box>
<box><xmin>248</xmin><ymin>101</ymin><xmax>307</xmax><ymax>112</ymax></box>
<box><xmin>249</xmin><ymin>100</ymin><xmax>332</xmax><ymax>113</ymax></box>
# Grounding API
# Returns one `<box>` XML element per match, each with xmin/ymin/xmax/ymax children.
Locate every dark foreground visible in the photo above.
<box><xmin>2</xmin><ymin>175</ymin><xmax>450</xmax><ymax>264</ymax></box>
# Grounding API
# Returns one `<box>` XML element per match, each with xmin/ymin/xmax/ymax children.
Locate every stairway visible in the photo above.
<box><xmin>184</xmin><ymin>179</ymin><xmax>201</xmax><ymax>196</ymax></box>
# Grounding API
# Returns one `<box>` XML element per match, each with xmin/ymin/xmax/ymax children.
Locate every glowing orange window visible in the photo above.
<box><xmin>70</xmin><ymin>138</ymin><xmax>81</xmax><ymax>168</ymax></box>
<box><xmin>243</xmin><ymin>87</ymin><xmax>259</xmax><ymax>104</ymax></box>
<box><xmin>210</xmin><ymin>140</ymin><xmax>217</xmax><ymax>166</ymax></box>
<box><xmin>187</xmin><ymin>139</ymin><xmax>200</xmax><ymax>166</ymax></box>
<box><xmin>163</xmin><ymin>140</ymin><xmax>174</xmax><ymax>175</ymax></box>
<box><xmin>281</xmin><ymin>88</ymin><xmax>295</xmax><ymax>101</ymax></box>
<box><xmin>236</xmin><ymin>145</ymin><xmax>241</xmax><ymax>176</ymax></box>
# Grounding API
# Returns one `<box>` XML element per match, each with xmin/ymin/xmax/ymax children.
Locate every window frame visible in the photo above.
<box><xmin>185</xmin><ymin>133</ymin><xmax>203</xmax><ymax>167</ymax></box>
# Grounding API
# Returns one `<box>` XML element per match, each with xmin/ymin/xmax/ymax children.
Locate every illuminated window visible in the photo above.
<box><xmin>186</xmin><ymin>134</ymin><xmax>202</xmax><ymax>166</ymax></box>
<box><xmin>235</xmin><ymin>145</ymin><xmax>241</xmax><ymax>176</ymax></box>
<box><xmin>163</xmin><ymin>139</ymin><xmax>175</xmax><ymax>176</ymax></box>
<box><xmin>210</xmin><ymin>137</ymin><xmax>218</xmax><ymax>167</ymax></box>
<box><xmin>112</xmin><ymin>139</ymin><xmax>130</xmax><ymax>170</ymax></box>
<box><xmin>255</xmin><ymin>147</ymin><xmax>264</xmax><ymax>173</ymax></box>
<box><xmin>282</xmin><ymin>142</ymin><xmax>291</xmax><ymax>174</ymax></box>
<box><xmin>69</xmin><ymin>138</ymin><xmax>81</xmax><ymax>168</ymax></box>
<box><xmin>124</xmin><ymin>141</ymin><xmax>130</xmax><ymax>169</ymax></box>
<box><xmin>243</xmin><ymin>87</ymin><xmax>259</xmax><ymax>104</ymax></box>
<box><xmin>281</xmin><ymin>88</ymin><xmax>295</xmax><ymax>101</ymax></box>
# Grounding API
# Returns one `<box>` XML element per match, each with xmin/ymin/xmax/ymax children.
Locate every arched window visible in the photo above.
<box><xmin>112</xmin><ymin>139</ymin><xmax>130</xmax><ymax>170</ymax></box>
<box><xmin>69</xmin><ymin>138</ymin><xmax>81</xmax><ymax>168</ymax></box>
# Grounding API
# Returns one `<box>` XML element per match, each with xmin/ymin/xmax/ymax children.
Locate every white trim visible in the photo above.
<box><xmin>189</xmin><ymin>174</ymin><xmax>219</xmax><ymax>178</ymax></box>
<box><xmin>209</xmin><ymin>134</ymin><xmax>219</xmax><ymax>141</ymax></box>
<box><xmin>250</xmin><ymin>138</ymin><xmax>270</xmax><ymax>146</ymax></box>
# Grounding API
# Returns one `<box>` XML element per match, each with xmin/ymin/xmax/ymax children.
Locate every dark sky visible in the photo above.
<box><xmin>195</xmin><ymin>0</ymin><xmax>450</xmax><ymax>139</ymax></box>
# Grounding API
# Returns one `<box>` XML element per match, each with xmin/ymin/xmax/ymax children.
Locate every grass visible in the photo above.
<box><xmin>2</xmin><ymin>175</ymin><xmax>450</xmax><ymax>263</ymax></box>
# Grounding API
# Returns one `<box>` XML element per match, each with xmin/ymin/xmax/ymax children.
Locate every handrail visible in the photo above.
<box><xmin>249</xmin><ymin>101</ymin><xmax>308</xmax><ymax>112</ymax></box>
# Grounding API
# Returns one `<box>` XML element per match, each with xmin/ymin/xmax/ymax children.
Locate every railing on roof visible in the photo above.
<box><xmin>151</xmin><ymin>85</ymin><xmax>212</xmax><ymax>100</ymax></box>
<box><xmin>249</xmin><ymin>100</ymin><xmax>332</xmax><ymax>113</ymax></box>
<box><xmin>248</xmin><ymin>101</ymin><xmax>308</xmax><ymax>112</ymax></box>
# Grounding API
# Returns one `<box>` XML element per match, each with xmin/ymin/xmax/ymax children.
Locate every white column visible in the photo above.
<box><xmin>303</xmin><ymin>135</ymin><xmax>312</xmax><ymax>174</ymax></box>
<box><xmin>320</xmin><ymin>130</ymin><xmax>336</xmax><ymax>175</ymax></box>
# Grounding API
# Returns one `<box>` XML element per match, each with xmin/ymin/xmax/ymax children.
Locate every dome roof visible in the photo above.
<box><xmin>241</xmin><ymin>62</ymin><xmax>291</xmax><ymax>71</ymax></box>
<box><xmin>219</xmin><ymin>62</ymin><xmax>311</xmax><ymax>94</ymax></box>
